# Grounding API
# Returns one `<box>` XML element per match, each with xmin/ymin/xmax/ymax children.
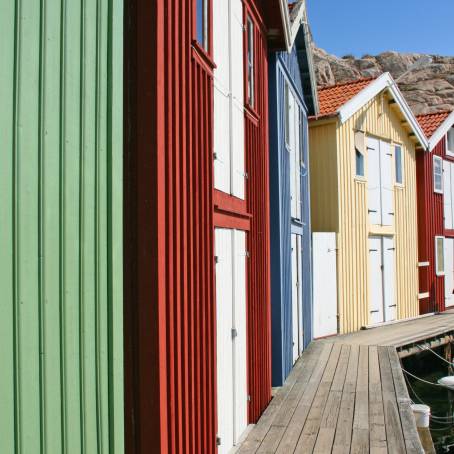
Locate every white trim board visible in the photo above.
<box><xmin>279</xmin><ymin>0</ymin><xmax>307</xmax><ymax>52</ymax></box>
<box><xmin>336</xmin><ymin>73</ymin><xmax>428</xmax><ymax>150</ymax></box>
<box><xmin>428</xmin><ymin>110</ymin><xmax>454</xmax><ymax>152</ymax></box>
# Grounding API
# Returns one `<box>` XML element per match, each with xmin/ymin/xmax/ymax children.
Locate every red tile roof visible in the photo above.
<box><xmin>416</xmin><ymin>111</ymin><xmax>451</xmax><ymax>139</ymax></box>
<box><xmin>315</xmin><ymin>78</ymin><xmax>376</xmax><ymax>119</ymax></box>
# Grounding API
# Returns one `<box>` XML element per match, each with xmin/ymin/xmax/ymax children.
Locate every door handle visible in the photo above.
<box><xmin>388</xmin><ymin>304</ymin><xmax>397</xmax><ymax>307</ymax></box>
<box><xmin>370</xmin><ymin>310</ymin><xmax>379</xmax><ymax>313</ymax></box>
<box><xmin>368</xmin><ymin>209</ymin><xmax>377</xmax><ymax>213</ymax></box>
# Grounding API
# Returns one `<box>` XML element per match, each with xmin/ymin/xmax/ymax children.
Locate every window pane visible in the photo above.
<box><xmin>449</xmin><ymin>128</ymin><xmax>454</xmax><ymax>153</ymax></box>
<box><xmin>247</xmin><ymin>18</ymin><xmax>254</xmax><ymax>107</ymax></box>
<box><xmin>284</xmin><ymin>83</ymin><xmax>290</xmax><ymax>146</ymax></box>
<box><xmin>434</xmin><ymin>156</ymin><xmax>443</xmax><ymax>192</ymax></box>
<box><xmin>395</xmin><ymin>146</ymin><xmax>403</xmax><ymax>184</ymax></box>
<box><xmin>436</xmin><ymin>237</ymin><xmax>445</xmax><ymax>274</ymax></box>
<box><xmin>355</xmin><ymin>149</ymin><xmax>364</xmax><ymax>177</ymax></box>
<box><xmin>299</xmin><ymin>109</ymin><xmax>304</xmax><ymax>167</ymax></box>
<box><xmin>196</xmin><ymin>0</ymin><xmax>207</xmax><ymax>49</ymax></box>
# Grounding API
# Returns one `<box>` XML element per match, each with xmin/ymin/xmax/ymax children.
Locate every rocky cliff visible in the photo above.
<box><xmin>313</xmin><ymin>47</ymin><xmax>454</xmax><ymax>115</ymax></box>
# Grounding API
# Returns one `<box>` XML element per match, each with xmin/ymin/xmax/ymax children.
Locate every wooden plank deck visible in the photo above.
<box><xmin>238</xmin><ymin>311</ymin><xmax>454</xmax><ymax>453</ymax></box>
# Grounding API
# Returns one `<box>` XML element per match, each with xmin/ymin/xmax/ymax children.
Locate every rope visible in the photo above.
<box><xmin>404</xmin><ymin>374</ymin><xmax>454</xmax><ymax>419</ymax></box>
<box><xmin>418</xmin><ymin>344</ymin><xmax>454</xmax><ymax>366</ymax></box>
<box><xmin>401</xmin><ymin>368</ymin><xmax>446</xmax><ymax>387</ymax></box>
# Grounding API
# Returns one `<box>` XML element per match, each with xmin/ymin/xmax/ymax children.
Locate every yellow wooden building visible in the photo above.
<box><xmin>310</xmin><ymin>74</ymin><xmax>429</xmax><ymax>334</ymax></box>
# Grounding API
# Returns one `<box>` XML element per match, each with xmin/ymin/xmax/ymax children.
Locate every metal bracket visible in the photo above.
<box><xmin>216</xmin><ymin>436</ymin><xmax>221</xmax><ymax>446</ymax></box>
<box><xmin>231</xmin><ymin>328</ymin><xmax>238</xmax><ymax>339</ymax></box>
<box><xmin>214</xmin><ymin>256</ymin><xmax>219</xmax><ymax>264</ymax></box>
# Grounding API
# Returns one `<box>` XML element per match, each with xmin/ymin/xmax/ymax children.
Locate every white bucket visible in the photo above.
<box><xmin>438</xmin><ymin>376</ymin><xmax>454</xmax><ymax>390</ymax></box>
<box><xmin>411</xmin><ymin>404</ymin><xmax>431</xmax><ymax>428</ymax></box>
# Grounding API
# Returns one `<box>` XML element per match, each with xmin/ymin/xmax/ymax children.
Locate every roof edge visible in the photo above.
<box><xmin>278</xmin><ymin>0</ymin><xmax>292</xmax><ymax>51</ymax></box>
<box><xmin>428</xmin><ymin>110</ymin><xmax>454</xmax><ymax>151</ymax></box>
<box><xmin>337</xmin><ymin>73</ymin><xmax>428</xmax><ymax>149</ymax></box>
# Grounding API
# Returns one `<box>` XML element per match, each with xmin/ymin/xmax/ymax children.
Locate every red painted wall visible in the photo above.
<box><xmin>124</xmin><ymin>0</ymin><xmax>275</xmax><ymax>452</ymax></box>
<box><xmin>124</xmin><ymin>1</ymin><xmax>216</xmax><ymax>453</ymax></box>
<box><xmin>416</xmin><ymin>142</ymin><xmax>445</xmax><ymax>314</ymax></box>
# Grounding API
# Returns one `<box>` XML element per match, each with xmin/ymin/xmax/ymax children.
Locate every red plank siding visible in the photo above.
<box><xmin>416</xmin><ymin>142</ymin><xmax>445</xmax><ymax>314</ymax></box>
<box><xmin>124</xmin><ymin>1</ymin><xmax>216</xmax><ymax>453</ymax></box>
<box><xmin>244</xmin><ymin>6</ymin><xmax>272</xmax><ymax>422</ymax></box>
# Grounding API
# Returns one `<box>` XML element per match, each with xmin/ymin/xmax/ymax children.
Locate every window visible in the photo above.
<box><xmin>355</xmin><ymin>149</ymin><xmax>365</xmax><ymax>177</ymax></box>
<box><xmin>448</xmin><ymin>128</ymin><xmax>454</xmax><ymax>155</ymax></box>
<box><xmin>435</xmin><ymin>236</ymin><xmax>445</xmax><ymax>276</ymax></box>
<box><xmin>284</xmin><ymin>82</ymin><xmax>290</xmax><ymax>147</ymax></box>
<box><xmin>299</xmin><ymin>109</ymin><xmax>305</xmax><ymax>168</ymax></box>
<box><xmin>433</xmin><ymin>155</ymin><xmax>443</xmax><ymax>194</ymax></box>
<box><xmin>196</xmin><ymin>0</ymin><xmax>208</xmax><ymax>50</ymax></box>
<box><xmin>395</xmin><ymin>145</ymin><xmax>403</xmax><ymax>185</ymax></box>
<box><xmin>246</xmin><ymin>18</ymin><xmax>254</xmax><ymax>107</ymax></box>
<box><xmin>354</xmin><ymin>131</ymin><xmax>365</xmax><ymax>178</ymax></box>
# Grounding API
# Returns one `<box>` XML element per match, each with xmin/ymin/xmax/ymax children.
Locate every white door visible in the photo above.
<box><xmin>291</xmin><ymin>234</ymin><xmax>299</xmax><ymax>363</ymax></box>
<box><xmin>296</xmin><ymin>235</ymin><xmax>304</xmax><ymax>356</ymax></box>
<box><xmin>232</xmin><ymin>230</ymin><xmax>248</xmax><ymax>442</ymax></box>
<box><xmin>215</xmin><ymin>229</ymin><xmax>234</xmax><ymax>454</ymax></box>
<box><xmin>367</xmin><ymin>137</ymin><xmax>381</xmax><ymax>225</ymax></box>
<box><xmin>369</xmin><ymin>236</ymin><xmax>384</xmax><ymax>324</ymax></box>
<box><xmin>215</xmin><ymin>228</ymin><xmax>248</xmax><ymax>454</ymax></box>
<box><xmin>445</xmin><ymin>238</ymin><xmax>454</xmax><ymax>307</ymax></box>
<box><xmin>380</xmin><ymin>142</ymin><xmax>394</xmax><ymax>226</ymax></box>
<box><xmin>383</xmin><ymin>237</ymin><xmax>396</xmax><ymax>321</ymax></box>
<box><xmin>313</xmin><ymin>233</ymin><xmax>337</xmax><ymax>338</ymax></box>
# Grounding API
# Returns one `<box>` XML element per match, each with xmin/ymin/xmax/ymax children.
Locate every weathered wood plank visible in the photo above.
<box><xmin>313</xmin><ymin>345</ymin><xmax>350</xmax><ymax>453</ymax></box>
<box><xmin>378</xmin><ymin>346</ymin><xmax>407</xmax><ymax>453</ymax></box>
<box><xmin>369</xmin><ymin>345</ymin><xmax>387</xmax><ymax>451</ymax></box>
<box><xmin>238</xmin><ymin>343</ymin><xmax>325</xmax><ymax>453</ymax></box>
<box><xmin>275</xmin><ymin>343</ymin><xmax>334</xmax><ymax>453</ymax></box>
<box><xmin>294</xmin><ymin>343</ymin><xmax>343</xmax><ymax>452</ymax></box>
<box><xmin>387</xmin><ymin>347</ymin><xmax>424</xmax><ymax>454</ymax></box>
<box><xmin>351</xmin><ymin>345</ymin><xmax>369</xmax><ymax>454</ymax></box>
<box><xmin>332</xmin><ymin>344</ymin><xmax>359</xmax><ymax>454</ymax></box>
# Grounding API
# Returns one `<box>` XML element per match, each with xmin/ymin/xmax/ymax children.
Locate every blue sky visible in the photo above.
<box><xmin>306</xmin><ymin>0</ymin><xmax>454</xmax><ymax>57</ymax></box>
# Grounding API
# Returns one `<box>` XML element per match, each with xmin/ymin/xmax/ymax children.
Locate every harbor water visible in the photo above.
<box><xmin>403</xmin><ymin>346</ymin><xmax>454</xmax><ymax>453</ymax></box>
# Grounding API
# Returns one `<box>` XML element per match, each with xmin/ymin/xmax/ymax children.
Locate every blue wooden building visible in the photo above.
<box><xmin>269</xmin><ymin>7</ymin><xmax>319</xmax><ymax>386</ymax></box>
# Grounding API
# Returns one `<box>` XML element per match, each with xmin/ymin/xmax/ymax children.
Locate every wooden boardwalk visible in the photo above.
<box><xmin>238</xmin><ymin>311</ymin><xmax>454</xmax><ymax>453</ymax></box>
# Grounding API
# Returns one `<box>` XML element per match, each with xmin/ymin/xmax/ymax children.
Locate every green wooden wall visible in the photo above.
<box><xmin>0</xmin><ymin>1</ymin><xmax>124</xmax><ymax>452</ymax></box>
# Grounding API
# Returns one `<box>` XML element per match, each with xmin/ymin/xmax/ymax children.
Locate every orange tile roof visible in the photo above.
<box><xmin>315</xmin><ymin>78</ymin><xmax>376</xmax><ymax>119</ymax></box>
<box><xmin>416</xmin><ymin>111</ymin><xmax>451</xmax><ymax>139</ymax></box>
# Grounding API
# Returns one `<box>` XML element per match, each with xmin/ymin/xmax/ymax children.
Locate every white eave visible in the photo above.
<box><xmin>337</xmin><ymin>72</ymin><xmax>429</xmax><ymax>149</ymax></box>
<box><xmin>428</xmin><ymin>110</ymin><xmax>454</xmax><ymax>151</ymax></box>
<box><xmin>279</xmin><ymin>0</ymin><xmax>307</xmax><ymax>52</ymax></box>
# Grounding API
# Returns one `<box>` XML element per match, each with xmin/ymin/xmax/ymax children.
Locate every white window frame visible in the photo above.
<box><xmin>433</xmin><ymin>155</ymin><xmax>443</xmax><ymax>194</ymax></box>
<box><xmin>394</xmin><ymin>145</ymin><xmax>404</xmax><ymax>186</ymax></box>
<box><xmin>435</xmin><ymin>236</ymin><xmax>445</xmax><ymax>276</ymax></box>
<box><xmin>447</xmin><ymin>128</ymin><xmax>454</xmax><ymax>158</ymax></box>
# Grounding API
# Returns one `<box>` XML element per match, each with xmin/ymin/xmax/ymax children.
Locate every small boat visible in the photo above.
<box><xmin>437</xmin><ymin>376</ymin><xmax>454</xmax><ymax>390</ymax></box>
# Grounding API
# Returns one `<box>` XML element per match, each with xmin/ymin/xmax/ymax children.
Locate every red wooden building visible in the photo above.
<box><xmin>416</xmin><ymin>110</ymin><xmax>454</xmax><ymax>314</ymax></box>
<box><xmin>123</xmin><ymin>1</ymin><xmax>301</xmax><ymax>453</ymax></box>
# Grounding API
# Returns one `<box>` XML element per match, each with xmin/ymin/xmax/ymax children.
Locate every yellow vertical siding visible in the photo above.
<box><xmin>308</xmin><ymin>122</ymin><xmax>339</xmax><ymax>232</ymax></box>
<box><xmin>310</xmin><ymin>95</ymin><xmax>420</xmax><ymax>334</ymax></box>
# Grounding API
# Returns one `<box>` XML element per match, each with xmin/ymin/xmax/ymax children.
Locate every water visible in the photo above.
<box><xmin>402</xmin><ymin>347</ymin><xmax>454</xmax><ymax>453</ymax></box>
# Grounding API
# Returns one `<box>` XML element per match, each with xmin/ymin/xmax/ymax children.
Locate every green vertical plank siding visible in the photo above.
<box><xmin>0</xmin><ymin>1</ymin><xmax>124</xmax><ymax>453</ymax></box>
<box><xmin>0</xmin><ymin>1</ymin><xmax>17</xmax><ymax>451</ymax></box>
